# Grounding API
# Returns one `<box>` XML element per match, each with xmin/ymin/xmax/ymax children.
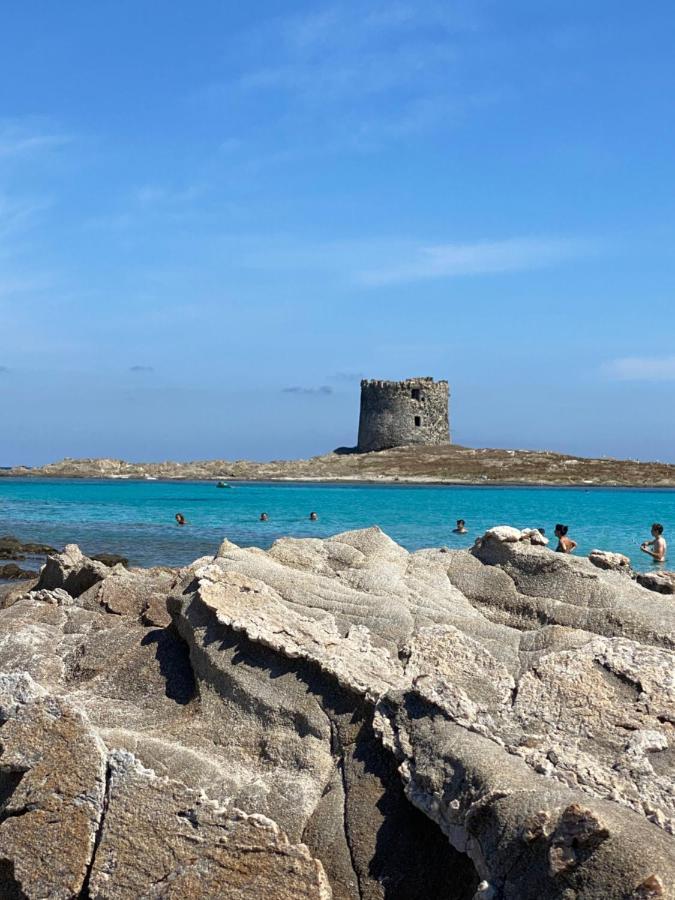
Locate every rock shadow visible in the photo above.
<box><xmin>195</xmin><ymin>610</ymin><xmax>480</xmax><ymax>899</ymax></box>
<box><xmin>140</xmin><ymin>628</ymin><xmax>196</xmax><ymax>705</ymax></box>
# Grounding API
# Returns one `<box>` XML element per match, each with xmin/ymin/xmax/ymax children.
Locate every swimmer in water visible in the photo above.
<box><xmin>309</xmin><ymin>512</ymin><xmax>318</xmax><ymax>521</ymax></box>
<box><xmin>175</xmin><ymin>513</ymin><xmax>187</xmax><ymax>526</ymax></box>
<box><xmin>260</xmin><ymin>512</ymin><xmax>269</xmax><ymax>522</ymax></box>
<box><xmin>640</xmin><ymin>523</ymin><xmax>667</xmax><ymax>563</ymax></box>
<box><xmin>554</xmin><ymin>523</ymin><xmax>576</xmax><ymax>554</ymax></box>
<box><xmin>452</xmin><ymin>519</ymin><xmax>468</xmax><ymax>534</ymax></box>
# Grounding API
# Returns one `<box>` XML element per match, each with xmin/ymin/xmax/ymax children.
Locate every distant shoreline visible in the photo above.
<box><xmin>5</xmin><ymin>443</ymin><xmax>675</xmax><ymax>488</ymax></box>
<box><xmin>4</xmin><ymin>473</ymin><xmax>675</xmax><ymax>491</ymax></box>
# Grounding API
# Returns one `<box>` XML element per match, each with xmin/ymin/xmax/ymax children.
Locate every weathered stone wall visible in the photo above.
<box><xmin>357</xmin><ymin>377</ymin><xmax>450</xmax><ymax>452</ymax></box>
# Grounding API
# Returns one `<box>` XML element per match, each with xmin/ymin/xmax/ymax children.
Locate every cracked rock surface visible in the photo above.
<box><xmin>0</xmin><ymin>529</ymin><xmax>672</xmax><ymax>898</ymax></box>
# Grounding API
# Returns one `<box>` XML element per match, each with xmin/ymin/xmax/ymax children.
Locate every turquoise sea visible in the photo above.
<box><xmin>1</xmin><ymin>478</ymin><xmax>674</xmax><ymax>572</ymax></box>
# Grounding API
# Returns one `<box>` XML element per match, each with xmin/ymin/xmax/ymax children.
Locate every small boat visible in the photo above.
<box><xmin>216</xmin><ymin>481</ymin><xmax>232</xmax><ymax>489</ymax></box>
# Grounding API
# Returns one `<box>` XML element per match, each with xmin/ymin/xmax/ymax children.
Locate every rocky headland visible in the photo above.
<box><xmin>0</xmin><ymin>526</ymin><xmax>672</xmax><ymax>898</ymax></box>
<box><xmin>6</xmin><ymin>443</ymin><xmax>675</xmax><ymax>486</ymax></box>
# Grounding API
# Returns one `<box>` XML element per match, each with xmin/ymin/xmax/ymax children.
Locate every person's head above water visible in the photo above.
<box><xmin>456</xmin><ymin>519</ymin><xmax>465</xmax><ymax>527</ymax></box>
<box><xmin>554</xmin><ymin>524</ymin><xmax>569</xmax><ymax>537</ymax></box>
<box><xmin>175</xmin><ymin>513</ymin><xmax>186</xmax><ymax>525</ymax></box>
<box><xmin>260</xmin><ymin>512</ymin><xmax>269</xmax><ymax>521</ymax></box>
<box><xmin>652</xmin><ymin>523</ymin><xmax>664</xmax><ymax>536</ymax></box>
<box><xmin>309</xmin><ymin>512</ymin><xmax>318</xmax><ymax>521</ymax></box>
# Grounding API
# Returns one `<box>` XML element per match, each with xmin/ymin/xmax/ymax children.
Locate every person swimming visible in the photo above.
<box><xmin>452</xmin><ymin>519</ymin><xmax>467</xmax><ymax>534</ymax></box>
<box><xmin>554</xmin><ymin>523</ymin><xmax>576</xmax><ymax>554</ymax></box>
<box><xmin>640</xmin><ymin>523</ymin><xmax>667</xmax><ymax>563</ymax></box>
<box><xmin>260</xmin><ymin>512</ymin><xmax>269</xmax><ymax>522</ymax></box>
<box><xmin>309</xmin><ymin>512</ymin><xmax>318</xmax><ymax>521</ymax></box>
<box><xmin>175</xmin><ymin>513</ymin><xmax>187</xmax><ymax>526</ymax></box>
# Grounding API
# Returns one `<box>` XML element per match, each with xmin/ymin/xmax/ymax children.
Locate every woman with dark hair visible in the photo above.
<box><xmin>175</xmin><ymin>513</ymin><xmax>187</xmax><ymax>526</ymax></box>
<box><xmin>554</xmin><ymin>523</ymin><xmax>576</xmax><ymax>554</ymax></box>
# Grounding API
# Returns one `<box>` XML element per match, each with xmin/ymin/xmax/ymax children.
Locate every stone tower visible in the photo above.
<box><xmin>357</xmin><ymin>377</ymin><xmax>450</xmax><ymax>452</ymax></box>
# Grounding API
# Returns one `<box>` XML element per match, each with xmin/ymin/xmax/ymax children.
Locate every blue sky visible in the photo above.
<box><xmin>2</xmin><ymin>1</ymin><xmax>675</xmax><ymax>465</ymax></box>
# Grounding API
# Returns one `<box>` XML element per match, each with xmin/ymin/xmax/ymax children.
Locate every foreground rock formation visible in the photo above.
<box><xmin>6</xmin><ymin>441</ymin><xmax>675</xmax><ymax>486</ymax></box>
<box><xmin>0</xmin><ymin>528</ymin><xmax>673</xmax><ymax>898</ymax></box>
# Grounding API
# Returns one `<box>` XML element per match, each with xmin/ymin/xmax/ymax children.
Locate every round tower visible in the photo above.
<box><xmin>357</xmin><ymin>377</ymin><xmax>450</xmax><ymax>452</ymax></box>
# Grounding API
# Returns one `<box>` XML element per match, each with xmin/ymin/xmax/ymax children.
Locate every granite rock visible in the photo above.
<box><xmin>589</xmin><ymin>549</ymin><xmax>633</xmax><ymax>572</ymax></box>
<box><xmin>0</xmin><ymin>686</ymin><xmax>107</xmax><ymax>899</ymax></box>
<box><xmin>37</xmin><ymin>543</ymin><xmax>112</xmax><ymax>597</ymax></box>
<box><xmin>0</xmin><ymin>527</ymin><xmax>672</xmax><ymax>899</ymax></box>
<box><xmin>78</xmin><ymin>565</ymin><xmax>176</xmax><ymax>624</ymax></box>
<box><xmin>169</xmin><ymin>563</ymin><xmax>471</xmax><ymax>899</ymax></box>
<box><xmin>637</xmin><ymin>570</ymin><xmax>675</xmax><ymax>595</ymax></box>
<box><xmin>374</xmin><ymin>690</ymin><xmax>675</xmax><ymax>900</ymax></box>
<box><xmin>442</xmin><ymin>535</ymin><xmax>675</xmax><ymax>649</ymax></box>
<box><xmin>88</xmin><ymin>751</ymin><xmax>332</xmax><ymax>900</ymax></box>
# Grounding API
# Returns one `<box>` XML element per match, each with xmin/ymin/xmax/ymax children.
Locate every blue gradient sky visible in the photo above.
<box><xmin>2</xmin><ymin>1</ymin><xmax>675</xmax><ymax>465</ymax></box>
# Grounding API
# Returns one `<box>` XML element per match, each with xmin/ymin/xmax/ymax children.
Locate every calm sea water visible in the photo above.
<box><xmin>1</xmin><ymin>478</ymin><xmax>674</xmax><ymax>572</ymax></box>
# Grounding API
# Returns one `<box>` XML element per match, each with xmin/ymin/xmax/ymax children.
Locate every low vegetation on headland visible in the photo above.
<box><xmin>5</xmin><ymin>443</ymin><xmax>675</xmax><ymax>487</ymax></box>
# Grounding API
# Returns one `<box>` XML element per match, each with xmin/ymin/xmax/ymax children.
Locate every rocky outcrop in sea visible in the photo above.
<box><xmin>0</xmin><ymin>527</ymin><xmax>672</xmax><ymax>898</ymax></box>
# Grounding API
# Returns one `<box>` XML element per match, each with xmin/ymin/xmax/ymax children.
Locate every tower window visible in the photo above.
<box><xmin>411</xmin><ymin>388</ymin><xmax>420</xmax><ymax>400</ymax></box>
<box><xmin>414</xmin><ymin>416</ymin><xmax>421</xmax><ymax>427</ymax></box>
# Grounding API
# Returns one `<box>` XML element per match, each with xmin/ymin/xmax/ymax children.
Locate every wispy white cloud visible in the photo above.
<box><xmin>0</xmin><ymin>193</ymin><xmax>56</xmax><ymax>301</ymax></box>
<box><xmin>0</xmin><ymin>195</ymin><xmax>52</xmax><ymax>242</ymax></box>
<box><xmin>0</xmin><ymin>120</ymin><xmax>71</xmax><ymax>159</ymax></box>
<box><xmin>282</xmin><ymin>385</ymin><xmax>334</xmax><ymax>395</ymax></box>
<box><xmin>357</xmin><ymin>236</ymin><xmax>593</xmax><ymax>285</ymax></box>
<box><xmin>602</xmin><ymin>356</ymin><xmax>675</xmax><ymax>382</ymax></box>
<box><xmin>134</xmin><ymin>183</ymin><xmax>205</xmax><ymax>210</ymax></box>
<box><xmin>278</xmin><ymin>2</ymin><xmax>480</xmax><ymax>54</ymax></box>
<box><xmin>239</xmin><ymin>42</ymin><xmax>456</xmax><ymax>102</ymax></box>
<box><xmin>84</xmin><ymin>181</ymin><xmax>214</xmax><ymax>233</ymax></box>
<box><xmin>156</xmin><ymin>230</ymin><xmax>597</xmax><ymax>283</ymax></box>
<box><xmin>193</xmin><ymin>232</ymin><xmax>593</xmax><ymax>288</ymax></box>
<box><xmin>0</xmin><ymin>121</ymin><xmax>67</xmax><ymax>302</ymax></box>
<box><xmin>206</xmin><ymin>1</ymin><xmax>495</xmax><ymax>153</ymax></box>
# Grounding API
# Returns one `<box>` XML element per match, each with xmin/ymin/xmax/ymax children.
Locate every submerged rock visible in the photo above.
<box><xmin>0</xmin><ymin>535</ymin><xmax>57</xmax><ymax>560</ymax></box>
<box><xmin>0</xmin><ymin>562</ymin><xmax>38</xmax><ymax>580</ymax></box>
<box><xmin>92</xmin><ymin>552</ymin><xmax>129</xmax><ymax>568</ymax></box>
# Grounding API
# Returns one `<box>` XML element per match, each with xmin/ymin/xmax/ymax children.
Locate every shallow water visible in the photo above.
<box><xmin>0</xmin><ymin>477</ymin><xmax>673</xmax><ymax>571</ymax></box>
